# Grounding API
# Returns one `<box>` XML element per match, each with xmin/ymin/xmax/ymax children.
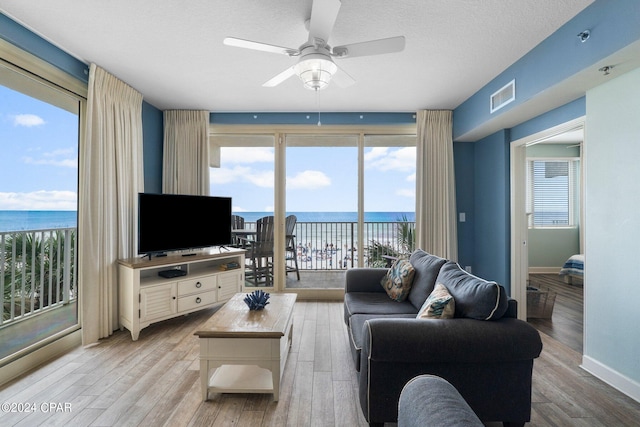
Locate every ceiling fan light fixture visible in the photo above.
<box><xmin>294</xmin><ymin>55</ymin><xmax>337</xmax><ymax>90</ymax></box>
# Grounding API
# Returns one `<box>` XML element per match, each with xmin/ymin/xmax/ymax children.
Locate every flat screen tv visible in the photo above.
<box><xmin>138</xmin><ymin>193</ymin><xmax>232</xmax><ymax>257</ymax></box>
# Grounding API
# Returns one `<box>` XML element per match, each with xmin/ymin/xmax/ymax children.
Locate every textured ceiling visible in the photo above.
<box><xmin>0</xmin><ymin>0</ymin><xmax>594</xmax><ymax>112</ymax></box>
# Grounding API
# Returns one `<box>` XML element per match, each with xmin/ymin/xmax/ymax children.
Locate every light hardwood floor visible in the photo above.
<box><xmin>1</xmin><ymin>299</ymin><xmax>639</xmax><ymax>426</ymax></box>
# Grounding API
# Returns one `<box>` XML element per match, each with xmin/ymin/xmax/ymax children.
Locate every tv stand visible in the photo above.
<box><xmin>118</xmin><ymin>248</ymin><xmax>245</xmax><ymax>340</ymax></box>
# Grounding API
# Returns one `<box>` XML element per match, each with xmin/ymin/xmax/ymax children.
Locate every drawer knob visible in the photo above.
<box><xmin>195</xmin><ymin>282</ymin><xmax>202</xmax><ymax>288</ymax></box>
<box><xmin>196</xmin><ymin>297</ymin><xmax>202</xmax><ymax>304</ymax></box>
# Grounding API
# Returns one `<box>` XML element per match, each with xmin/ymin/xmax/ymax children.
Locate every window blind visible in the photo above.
<box><xmin>526</xmin><ymin>159</ymin><xmax>579</xmax><ymax>228</ymax></box>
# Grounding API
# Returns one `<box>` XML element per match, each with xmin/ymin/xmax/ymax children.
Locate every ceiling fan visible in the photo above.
<box><xmin>223</xmin><ymin>0</ymin><xmax>405</xmax><ymax>91</ymax></box>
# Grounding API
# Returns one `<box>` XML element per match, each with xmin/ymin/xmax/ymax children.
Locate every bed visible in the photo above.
<box><xmin>559</xmin><ymin>254</ymin><xmax>584</xmax><ymax>284</ymax></box>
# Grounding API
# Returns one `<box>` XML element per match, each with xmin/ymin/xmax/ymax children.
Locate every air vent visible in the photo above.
<box><xmin>490</xmin><ymin>79</ymin><xmax>515</xmax><ymax>113</ymax></box>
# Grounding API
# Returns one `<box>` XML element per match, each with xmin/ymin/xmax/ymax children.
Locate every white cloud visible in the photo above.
<box><xmin>0</xmin><ymin>190</ymin><xmax>77</xmax><ymax>210</ymax></box>
<box><xmin>23</xmin><ymin>146</ymin><xmax>77</xmax><ymax>168</ymax></box>
<box><xmin>232</xmin><ymin>205</ymin><xmax>248</xmax><ymax>212</ymax></box>
<box><xmin>221</xmin><ymin>147</ymin><xmax>273</xmax><ymax>164</ymax></box>
<box><xmin>24</xmin><ymin>156</ymin><xmax>77</xmax><ymax>168</ymax></box>
<box><xmin>364</xmin><ymin>147</ymin><xmax>388</xmax><ymax>162</ymax></box>
<box><xmin>396</xmin><ymin>188</ymin><xmax>415</xmax><ymax>198</ymax></box>
<box><xmin>210</xmin><ymin>166</ymin><xmax>274</xmax><ymax>188</ymax></box>
<box><xmin>366</xmin><ymin>147</ymin><xmax>416</xmax><ymax>172</ymax></box>
<box><xmin>13</xmin><ymin>114</ymin><xmax>45</xmax><ymax>127</ymax></box>
<box><xmin>406</xmin><ymin>172</ymin><xmax>416</xmax><ymax>182</ymax></box>
<box><xmin>245</xmin><ymin>170</ymin><xmax>274</xmax><ymax>188</ymax></box>
<box><xmin>287</xmin><ymin>170</ymin><xmax>331</xmax><ymax>190</ymax></box>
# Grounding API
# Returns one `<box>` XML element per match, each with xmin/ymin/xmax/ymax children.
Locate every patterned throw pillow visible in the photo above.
<box><xmin>380</xmin><ymin>259</ymin><xmax>416</xmax><ymax>302</ymax></box>
<box><xmin>417</xmin><ymin>283</ymin><xmax>455</xmax><ymax>319</ymax></box>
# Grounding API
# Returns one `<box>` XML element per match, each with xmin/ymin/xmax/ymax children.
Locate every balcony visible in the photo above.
<box><xmin>0</xmin><ymin>228</ymin><xmax>78</xmax><ymax>363</ymax></box>
<box><xmin>240</xmin><ymin>219</ymin><xmax>416</xmax><ymax>289</ymax></box>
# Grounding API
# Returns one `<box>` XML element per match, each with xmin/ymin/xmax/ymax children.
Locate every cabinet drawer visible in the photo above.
<box><xmin>178</xmin><ymin>275</ymin><xmax>217</xmax><ymax>296</ymax></box>
<box><xmin>178</xmin><ymin>290</ymin><xmax>217</xmax><ymax>312</ymax></box>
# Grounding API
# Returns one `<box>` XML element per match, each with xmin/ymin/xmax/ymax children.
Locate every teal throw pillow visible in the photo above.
<box><xmin>417</xmin><ymin>283</ymin><xmax>455</xmax><ymax>319</ymax></box>
<box><xmin>380</xmin><ymin>259</ymin><xmax>416</xmax><ymax>302</ymax></box>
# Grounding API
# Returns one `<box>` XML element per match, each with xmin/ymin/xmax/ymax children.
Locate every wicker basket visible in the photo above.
<box><xmin>526</xmin><ymin>286</ymin><xmax>556</xmax><ymax>319</ymax></box>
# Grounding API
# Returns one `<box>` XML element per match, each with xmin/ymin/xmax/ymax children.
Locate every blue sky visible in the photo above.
<box><xmin>0</xmin><ymin>85</ymin><xmax>78</xmax><ymax>210</ymax></box>
<box><xmin>1</xmin><ymin>83</ymin><xmax>415</xmax><ymax>213</ymax></box>
<box><xmin>210</xmin><ymin>144</ymin><xmax>416</xmax><ymax>213</ymax></box>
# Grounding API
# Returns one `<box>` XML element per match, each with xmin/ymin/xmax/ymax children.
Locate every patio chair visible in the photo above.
<box><xmin>230</xmin><ymin>214</ymin><xmax>246</xmax><ymax>247</ymax></box>
<box><xmin>285</xmin><ymin>214</ymin><xmax>300</xmax><ymax>280</ymax></box>
<box><xmin>242</xmin><ymin>215</ymin><xmax>274</xmax><ymax>286</ymax></box>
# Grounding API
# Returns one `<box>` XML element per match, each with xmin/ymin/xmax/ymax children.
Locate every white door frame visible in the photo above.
<box><xmin>510</xmin><ymin>116</ymin><xmax>585</xmax><ymax>320</ymax></box>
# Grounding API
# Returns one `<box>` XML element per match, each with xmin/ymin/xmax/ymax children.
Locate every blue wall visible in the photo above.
<box><xmin>510</xmin><ymin>97</ymin><xmax>585</xmax><ymax>142</ymax></box>
<box><xmin>211</xmin><ymin>112</ymin><xmax>416</xmax><ymax>125</ymax></box>
<box><xmin>472</xmin><ymin>130</ymin><xmax>511</xmax><ymax>289</ymax></box>
<box><xmin>142</xmin><ymin>104</ymin><xmax>164</xmax><ymax>193</ymax></box>
<box><xmin>453</xmin><ymin>142</ymin><xmax>475</xmax><ymax>269</ymax></box>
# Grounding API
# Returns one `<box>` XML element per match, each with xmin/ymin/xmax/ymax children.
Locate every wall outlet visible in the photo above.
<box><xmin>465</xmin><ymin>266</ymin><xmax>472</xmax><ymax>273</ymax></box>
<box><xmin>459</xmin><ymin>212</ymin><xmax>466</xmax><ymax>222</ymax></box>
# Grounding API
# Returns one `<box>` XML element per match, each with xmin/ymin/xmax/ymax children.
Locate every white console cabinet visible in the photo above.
<box><xmin>118</xmin><ymin>248</ymin><xmax>245</xmax><ymax>340</ymax></box>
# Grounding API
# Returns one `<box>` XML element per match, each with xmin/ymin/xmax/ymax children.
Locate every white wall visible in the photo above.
<box><xmin>584</xmin><ymin>66</ymin><xmax>640</xmax><ymax>401</ymax></box>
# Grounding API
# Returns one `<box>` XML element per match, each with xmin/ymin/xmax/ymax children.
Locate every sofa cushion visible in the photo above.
<box><xmin>344</xmin><ymin>292</ymin><xmax>419</xmax><ymax>319</ymax></box>
<box><xmin>417</xmin><ymin>283</ymin><xmax>455</xmax><ymax>319</ymax></box>
<box><xmin>380</xmin><ymin>259</ymin><xmax>416</xmax><ymax>302</ymax></box>
<box><xmin>436</xmin><ymin>262</ymin><xmax>508</xmax><ymax>320</ymax></box>
<box><xmin>407</xmin><ymin>250</ymin><xmax>448</xmax><ymax>310</ymax></box>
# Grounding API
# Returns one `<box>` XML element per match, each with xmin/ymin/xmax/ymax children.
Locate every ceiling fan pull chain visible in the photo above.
<box><xmin>316</xmin><ymin>88</ymin><xmax>322</xmax><ymax>126</ymax></box>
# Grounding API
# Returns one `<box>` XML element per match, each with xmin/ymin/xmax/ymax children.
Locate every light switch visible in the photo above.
<box><xmin>459</xmin><ymin>212</ymin><xmax>466</xmax><ymax>222</ymax></box>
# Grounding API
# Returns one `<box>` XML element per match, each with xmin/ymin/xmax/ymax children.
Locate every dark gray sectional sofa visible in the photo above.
<box><xmin>343</xmin><ymin>249</ymin><xmax>543</xmax><ymax>427</ymax></box>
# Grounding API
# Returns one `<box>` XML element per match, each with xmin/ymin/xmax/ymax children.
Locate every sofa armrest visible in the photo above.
<box><xmin>504</xmin><ymin>298</ymin><xmax>518</xmax><ymax>318</ymax></box>
<box><xmin>345</xmin><ymin>268</ymin><xmax>389</xmax><ymax>293</ymax></box>
<box><xmin>362</xmin><ymin>317</ymin><xmax>542</xmax><ymax>364</ymax></box>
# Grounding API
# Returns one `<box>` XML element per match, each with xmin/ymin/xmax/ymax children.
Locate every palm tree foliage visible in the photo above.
<box><xmin>365</xmin><ymin>216</ymin><xmax>415</xmax><ymax>267</ymax></box>
<box><xmin>2</xmin><ymin>229</ymin><xmax>76</xmax><ymax>321</ymax></box>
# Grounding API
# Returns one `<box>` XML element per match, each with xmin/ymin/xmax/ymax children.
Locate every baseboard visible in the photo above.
<box><xmin>528</xmin><ymin>267</ymin><xmax>561</xmax><ymax>274</ymax></box>
<box><xmin>0</xmin><ymin>329</ymin><xmax>81</xmax><ymax>387</ymax></box>
<box><xmin>581</xmin><ymin>355</ymin><xmax>640</xmax><ymax>403</ymax></box>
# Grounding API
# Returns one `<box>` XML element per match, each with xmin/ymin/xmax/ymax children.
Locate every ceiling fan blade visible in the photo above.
<box><xmin>308</xmin><ymin>0</ymin><xmax>341</xmax><ymax>45</ymax></box>
<box><xmin>332</xmin><ymin>65</ymin><xmax>355</xmax><ymax>88</ymax></box>
<box><xmin>263</xmin><ymin>66</ymin><xmax>297</xmax><ymax>87</ymax></box>
<box><xmin>223</xmin><ymin>37</ymin><xmax>298</xmax><ymax>56</ymax></box>
<box><xmin>333</xmin><ymin>36</ymin><xmax>405</xmax><ymax>58</ymax></box>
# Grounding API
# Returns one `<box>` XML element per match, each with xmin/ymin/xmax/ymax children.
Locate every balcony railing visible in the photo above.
<box><xmin>244</xmin><ymin>220</ymin><xmax>416</xmax><ymax>270</ymax></box>
<box><xmin>1</xmin><ymin>228</ymin><xmax>77</xmax><ymax>326</ymax></box>
<box><xmin>1</xmin><ymin>220</ymin><xmax>409</xmax><ymax>325</ymax></box>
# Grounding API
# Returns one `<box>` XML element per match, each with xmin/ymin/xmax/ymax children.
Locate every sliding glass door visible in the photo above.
<box><xmin>284</xmin><ymin>134</ymin><xmax>358</xmax><ymax>289</ymax></box>
<box><xmin>0</xmin><ymin>47</ymin><xmax>84</xmax><ymax>365</ymax></box>
<box><xmin>209</xmin><ymin>125</ymin><xmax>416</xmax><ymax>293</ymax></box>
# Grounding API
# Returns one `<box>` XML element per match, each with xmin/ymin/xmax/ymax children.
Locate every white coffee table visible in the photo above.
<box><xmin>194</xmin><ymin>292</ymin><xmax>297</xmax><ymax>401</ymax></box>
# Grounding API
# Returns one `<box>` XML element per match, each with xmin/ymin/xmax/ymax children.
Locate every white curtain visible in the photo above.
<box><xmin>162</xmin><ymin>110</ymin><xmax>210</xmax><ymax>195</ymax></box>
<box><xmin>415</xmin><ymin>110</ymin><xmax>458</xmax><ymax>260</ymax></box>
<box><xmin>79</xmin><ymin>64</ymin><xmax>143</xmax><ymax>345</ymax></box>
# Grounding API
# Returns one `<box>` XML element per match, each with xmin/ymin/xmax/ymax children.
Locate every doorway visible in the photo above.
<box><xmin>510</xmin><ymin>117</ymin><xmax>585</xmax><ymax>353</ymax></box>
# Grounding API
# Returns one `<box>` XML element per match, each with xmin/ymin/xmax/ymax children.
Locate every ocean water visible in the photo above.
<box><xmin>0</xmin><ymin>211</ymin><xmax>414</xmax><ymax>232</ymax></box>
<box><xmin>0</xmin><ymin>211</ymin><xmax>78</xmax><ymax>232</ymax></box>
<box><xmin>238</xmin><ymin>212</ymin><xmax>415</xmax><ymax>223</ymax></box>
